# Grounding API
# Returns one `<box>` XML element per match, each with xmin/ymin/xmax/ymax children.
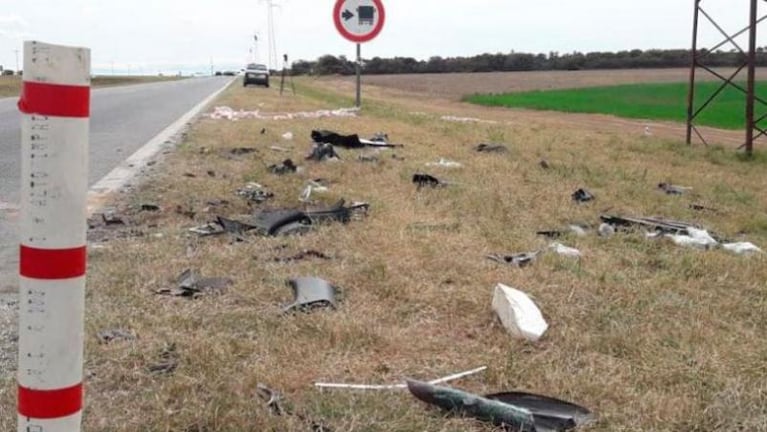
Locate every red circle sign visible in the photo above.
<box><xmin>333</xmin><ymin>0</ymin><xmax>386</xmax><ymax>43</ymax></box>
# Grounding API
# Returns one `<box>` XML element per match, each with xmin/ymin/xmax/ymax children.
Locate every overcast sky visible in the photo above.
<box><xmin>1</xmin><ymin>0</ymin><xmax>766</xmax><ymax>75</ymax></box>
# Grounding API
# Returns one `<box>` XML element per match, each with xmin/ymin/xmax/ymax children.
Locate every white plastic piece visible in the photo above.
<box><xmin>549</xmin><ymin>242</ymin><xmax>582</xmax><ymax>258</ymax></box>
<box><xmin>282</xmin><ymin>132</ymin><xmax>293</xmax><ymax>140</ymax></box>
<box><xmin>667</xmin><ymin>228</ymin><xmax>718</xmax><ymax>250</ymax></box>
<box><xmin>492</xmin><ymin>284</ymin><xmax>548</xmax><ymax>342</ymax></box>
<box><xmin>207</xmin><ymin>106</ymin><xmax>359</xmax><ymax>121</ymax></box>
<box><xmin>425</xmin><ymin>158</ymin><xmax>462</xmax><ymax>168</ymax></box>
<box><xmin>314</xmin><ymin>366</ymin><xmax>487</xmax><ymax>391</ymax></box>
<box><xmin>722</xmin><ymin>242</ymin><xmax>763</xmax><ymax>255</ymax></box>
<box><xmin>598</xmin><ymin>223</ymin><xmax>615</xmax><ymax>238</ymax></box>
<box><xmin>569</xmin><ymin>224</ymin><xmax>588</xmax><ymax>237</ymax></box>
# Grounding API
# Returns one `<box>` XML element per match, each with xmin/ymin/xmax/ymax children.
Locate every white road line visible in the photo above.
<box><xmin>87</xmin><ymin>78</ymin><xmax>234</xmax><ymax>213</ymax></box>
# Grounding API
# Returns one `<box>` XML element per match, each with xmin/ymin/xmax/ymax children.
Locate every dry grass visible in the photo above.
<box><xmin>331</xmin><ymin>68</ymin><xmax>767</xmax><ymax>101</ymax></box>
<box><xmin>0</xmin><ymin>75</ymin><xmax>185</xmax><ymax>98</ymax></box>
<box><xmin>2</xmin><ymin>75</ymin><xmax>767</xmax><ymax>431</ymax></box>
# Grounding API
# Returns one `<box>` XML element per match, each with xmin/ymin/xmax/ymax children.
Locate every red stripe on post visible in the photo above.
<box><xmin>20</xmin><ymin>245</ymin><xmax>87</xmax><ymax>279</ymax></box>
<box><xmin>18</xmin><ymin>81</ymin><xmax>90</xmax><ymax>118</ymax></box>
<box><xmin>18</xmin><ymin>383</ymin><xmax>83</xmax><ymax>419</ymax></box>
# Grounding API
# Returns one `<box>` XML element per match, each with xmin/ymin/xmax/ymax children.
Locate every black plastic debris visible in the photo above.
<box><xmin>658</xmin><ymin>182</ymin><xmax>690</xmax><ymax>195</ymax></box>
<box><xmin>536</xmin><ymin>230</ymin><xmax>564</xmax><ymax>239</ymax></box>
<box><xmin>487</xmin><ymin>251</ymin><xmax>539</xmax><ymax>268</ymax></box>
<box><xmin>486</xmin><ymin>392</ymin><xmax>594</xmax><ymax>431</ymax></box>
<box><xmin>475</xmin><ymin>143</ymin><xmax>508</xmax><ymax>153</ymax></box>
<box><xmin>306</xmin><ymin>142</ymin><xmax>340</xmax><ymax>161</ymax></box>
<box><xmin>311</xmin><ymin>129</ymin><xmax>363</xmax><ymax>148</ymax></box>
<box><xmin>269</xmin><ymin>159</ymin><xmax>298</xmax><ymax>175</ymax></box>
<box><xmin>183</xmin><ymin>172</ymin><xmax>197</xmax><ymax>178</ymax></box>
<box><xmin>140</xmin><ymin>203</ymin><xmax>161</xmax><ymax>212</ymax></box>
<box><xmin>571</xmin><ymin>188</ymin><xmax>594</xmax><ymax>203</ymax></box>
<box><xmin>413</xmin><ymin>173</ymin><xmax>443</xmax><ymax>189</ymax></box>
<box><xmin>216</xmin><ymin>216</ymin><xmax>257</xmax><ymax>241</ymax></box>
<box><xmin>260</xmin><ymin>128</ymin><xmax>267</xmax><ymax>134</ymax></box>
<box><xmin>540</xmin><ymin>159</ymin><xmax>551</xmax><ymax>169</ymax></box>
<box><xmin>148</xmin><ymin>343</ymin><xmax>178</xmax><ymax>375</ymax></box>
<box><xmin>97</xmin><ymin>328</ymin><xmax>135</xmax><ymax>345</ymax></box>
<box><xmin>207</xmin><ymin>170</ymin><xmax>216</xmax><ymax>177</ymax></box>
<box><xmin>689</xmin><ymin>203</ymin><xmax>718</xmax><ymax>212</ymax></box>
<box><xmin>156</xmin><ymin>269</ymin><xmax>233</xmax><ymax>298</ymax></box>
<box><xmin>369</xmin><ymin>132</ymin><xmax>389</xmax><ymax>143</ymax></box>
<box><xmin>230</xmin><ymin>147</ymin><xmax>258</xmax><ymax>156</ymax></box>
<box><xmin>283</xmin><ymin>277</ymin><xmax>338</xmax><ymax>313</ymax></box>
<box><xmin>272</xmin><ymin>250</ymin><xmax>332</xmax><ymax>263</ymax></box>
<box><xmin>253</xmin><ymin>209</ymin><xmax>314</xmax><ymax>236</ymax></box>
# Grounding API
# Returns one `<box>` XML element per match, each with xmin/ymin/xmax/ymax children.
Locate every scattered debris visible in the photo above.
<box><xmin>357</xmin><ymin>154</ymin><xmax>380</xmax><ymax>163</ymax></box>
<box><xmin>666</xmin><ymin>228</ymin><xmax>718</xmax><ymax>250</ymax></box>
<box><xmin>492</xmin><ymin>283</ymin><xmax>548</xmax><ymax>342</ymax></box>
<box><xmin>97</xmin><ymin>328</ymin><xmax>135</xmax><ymax>345</ymax></box>
<box><xmin>175</xmin><ymin>205</ymin><xmax>196</xmax><ymax>219</ymax></box>
<box><xmin>537</xmin><ymin>225</ymin><xmax>589</xmax><ymax>239</ymax></box>
<box><xmin>282</xmin><ymin>131</ymin><xmax>294</xmax><ymax>140</ymax></box>
<box><xmin>413</xmin><ymin>173</ymin><xmax>443</xmax><ymax>189</ymax></box>
<box><xmin>257</xmin><ymin>384</ymin><xmax>333</xmax><ymax>432</ymax></box>
<box><xmin>598</xmin><ymin>223</ymin><xmax>615</xmax><ymax>238</ymax></box>
<box><xmin>269</xmin><ymin>159</ymin><xmax>298</xmax><ymax>175</ymax></box>
<box><xmin>549</xmin><ymin>242</ymin><xmax>582</xmax><ymax>258</ymax></box>
<box><xmin>283</xmin><ymin>277</ymin><xmax>338</xmax><ymax>313</ymax></box>
<box><xmin>539</xmin><ymin>159</ymin><xmax>551</xmax><ymax>169</ymax></box>
<box><xmin>314</xmin><ymin>366</ymin><xmax>487</xmax><ymax>391</ymax></box>
<box><xmin>236</xmin><ymin>183</ymin><xmax>274</xmax><ymax>204</ymax></box>
<box><xmin>140</xmin><ymin>203</ymin><xmax>161</xmax><ymax>212</ymax></box>
<box><xmin>312</xmin><ymin>129</ymin><xmax>402</xmax><ymax>148</ymax></box>
<box><xmin>260</xmin><ymin>128</ymin><xmax>267</xmax><ymax>134</ymax></box>
<box><xmin>658</xmin><ymin>182</ymin><xmax>692</xmax><ymax>195</ymax></box>
<box><xmin>300</xmin><ymin>180</ymin><xmax>330</xmax><ymax>202</ymax></box>
<box><xmin>571</xmin><ymin>188</ymin><xmax>594</xmax><ymax>203</ymax></box>
<box><xmin>425</xmin><ymin>158</ymin><xmax>462</xmax><ymax>168</ymax></box>
<box><xmin>189</xmin><ymin>222</ymin><xmax>225</xmax><ymax>236</ymax></box>
<box><xmin>407</xmin><ymin>380</ymin><xmax>536</xmax><ymax>431</ymax></box>
<box><xmin>207</xmin><ymin>170</ymin><xmax>216</xmax><ymax>177</ymax></box>
<box><xmin>369</xmin><ymin>132</ymin><xmax>389</xmax><ymax>143</ymax></box>
<box><xmin>270</xmin><ymin>145</ymin><xmax>290</xmax><ymax>152</ymax></box>
<box><xmin>229</xmin><ymin>147</ymin><xmax>258</xmax><ymax>156</ymax></box>
<box><xmin>689</xmin><ymin>203</ymin><xmax>718</xmax><ymax>212</ymax></box>
<box><xmin>183</xmin><ymin>172</ymin><xmax>197</xmax><ymax>178</ymax></box>
<box><xmin>102</xmin><ymin>211</ymin><xmax>125</xmax><ymax>225</ymax></box>
<box><xmin>148</xmin><ymin>343</ymin><xmax>179</xmax><ymax>375</ymax></box>
<box><xmin>440</xmin><ymin>115</ymin><xmax>497</xmax><ymax>124</ymax></box>
<box><xmin>272</xmin><ymin>250</ymin><xmax>332</xmax><ymax>263</ymax></box>
<box><xmin>600</xmin><ymin>215</ymin><xmax>711</xmax><ymax>237</ymax></box>
<box><xmin>306</xmin><ymin>142</ymin><xmax>340</xmax><ymax>161</ymax></box>
<box><xmin>208</xmin><ymin>106</ymin><xmax>359</xmax><ymax>121</ymax></box>
<box><xmin>475</xmin><ymin>143</ymin><xmax>508</xmax><ymax>153</ymax></box>
<box><xmin>486</xmin><ymin>391</ymin><xmax>595</xmax><ymax>431</ymax></box>
<box><xmin>487</xmin><ymin>251</ymin><xmax>539</xmax><ymax>268</ymax></box>
<box><xmin>156</xmin><ymin>269</ymin><xmax>233</xmax><ymax>298</ymax></box>
<box><xmin>722</xmin><ymin>242</ymin><xmax>763</xmax><ymax>255</ymax></box>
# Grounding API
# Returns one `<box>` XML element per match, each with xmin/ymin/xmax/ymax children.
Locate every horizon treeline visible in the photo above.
<box><xmin>289</xmin><ymin>48</ymin><xmax>767</xmax><ymax>76</ymax></box>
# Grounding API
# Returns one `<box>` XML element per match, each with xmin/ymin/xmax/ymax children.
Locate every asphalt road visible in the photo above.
<box><xmin>0</xmin><ymin>76</ymin><xmax>231</xmax><ymax>292</ymax></box>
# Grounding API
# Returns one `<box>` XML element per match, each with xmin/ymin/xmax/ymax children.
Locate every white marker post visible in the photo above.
<box><xmin>17</xmin><ymin>41</ymin><xmax>90</xmax><ymax>432</ymax></box>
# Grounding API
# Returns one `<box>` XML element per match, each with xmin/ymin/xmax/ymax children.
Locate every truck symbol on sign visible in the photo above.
<box><xmin>358</xmin><ymin>6</ymin><xmax>375</xmax><ymax>25</ymax></box>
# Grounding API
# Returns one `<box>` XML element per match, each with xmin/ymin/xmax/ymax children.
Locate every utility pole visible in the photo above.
<box><xmin>261</xmin><ymin>0</ymin><xmax>280</xmax><ymax>71</ymax></box>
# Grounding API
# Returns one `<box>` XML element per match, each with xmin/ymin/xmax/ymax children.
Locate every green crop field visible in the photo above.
<box><xmin>465</xmin><ymin>81</ymin><xmax>767</xmax><ymax>130</ymax></box>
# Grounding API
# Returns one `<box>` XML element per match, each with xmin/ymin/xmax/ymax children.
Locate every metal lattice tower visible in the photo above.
<box><xmin>686</xmin><ymin>0</ymin><xmax>765</xmax><ymax>156</ymax></box>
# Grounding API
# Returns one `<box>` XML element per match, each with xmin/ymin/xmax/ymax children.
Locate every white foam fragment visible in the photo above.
<box><xmin>207</xmin><ymin>106</ymin><xmax>360</xmax><ymax>121</ymax></box>
<box><xmin>549</xmin><ymin>242</ymin><xmax>582</xmax><ymax>258</ymax></box>
<box><xmin>425</xmin><ymin>158</ymin><xmax>462</xmax><ymax>168</ymax></box>
<box><xmin>492</xmin><ymin>284</ymin><xmax>548</xmax><ymax>342</ymax></box>
<box><xmin>722</xmin><ymin>242</ymin><xmax>763</xmax><ymax>255</ymax></box>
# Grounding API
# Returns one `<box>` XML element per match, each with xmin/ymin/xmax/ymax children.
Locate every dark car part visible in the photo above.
<box><xmin>486</xmin><ymin>392</ymin><xmax>594</xmax><ymax>431</ymax></box>
<box><xmin>283</xmin><ymin>277</ymin><xmax>338</xmax><ymax>313</ymax></box>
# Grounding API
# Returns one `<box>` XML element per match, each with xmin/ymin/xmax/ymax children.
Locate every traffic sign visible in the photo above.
<box><xmin>333</xmin><ymin>0</ymin><xmax>386</xmax><ymax>43</ymax></box>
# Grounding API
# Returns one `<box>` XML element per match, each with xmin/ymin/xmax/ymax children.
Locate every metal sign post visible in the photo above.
<box><xmin>16</xmin><ymin>40</ymin><xmax>90</xmax><ymax>432</ymax></box>
<box><xmin>333</xmin><ymin>0</ymin><xmax>386</xmax><ymax>108</ymax></box>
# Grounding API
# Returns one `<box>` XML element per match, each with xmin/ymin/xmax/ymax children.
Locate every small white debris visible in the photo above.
<box><xmin>425</xmin><ymin>158</ymin><xmax>462</xmax><ymax>168</ymax></box>
<box><xmin>569</xmin><ymin>224</ymin><xmax>589</xmax><ymax>237</ymax></box>
<box><xmin>270</xmin><ymin>145</ymin><xmax>290</xmax><ymax>152</ymax></box>
<box><xmin>299</xmin><ymin>181</ymin><xmax>329</xmax><ymax>202</ymax></box>
<box><xmin>549</xmin><ymin>242</ymin><xmax>582</xmax><ymax>258</ymax></box>
<box><xmin>598</xmin><ymin>223</ymin><xmax>615</xmax><ymax>238</ymax></box>
<box><xmin>440</xmin><ymin>115</ymin><xmax>498</xmax><ymax>124</ymax></box>
<box><xmin>492</xmin><ymin>284</ymin><xmax>548</xmax><ymax>342</ymax></box>
<box><xmin>207</xmin><ymin>106</ymin><xmax>359</xmax><ymax>121</ymax></box>
<box><xmin>282</xmin><ymin>132</ymin><xmax>294</xmax><ymax>140</ymax></box>
<box><xmin>722</xmin><ymin>242</ymin><xmax>763</xmax><ymax>255</ymax></box>
<box><xmin>667</xmin><ymin>228</ymin><xmax>718</xmax><ymax>250</ymax></box>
